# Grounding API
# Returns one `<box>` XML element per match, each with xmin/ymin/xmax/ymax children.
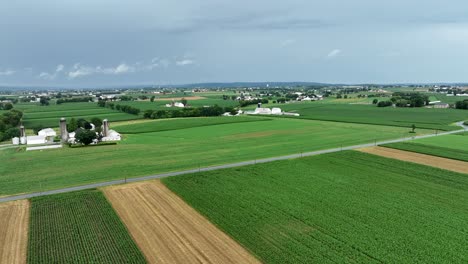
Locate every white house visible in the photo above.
<box><xmin>271</xmin><ymin>108</ymin><xmax>282</xmax><ymax>115</ymax></box>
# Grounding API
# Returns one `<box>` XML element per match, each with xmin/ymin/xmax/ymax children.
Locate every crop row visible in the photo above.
<box><xmin>28</xmin><ymin>189</ymin><xmax>145</xmax><ymax>264</ymax></box>
<box><xmin>163</xmin><ymin>151</ymin><xmax>468</xmax><ymax>263</ymax></box>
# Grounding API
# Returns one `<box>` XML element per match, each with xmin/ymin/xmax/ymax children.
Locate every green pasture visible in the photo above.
<box><xmin>164</xmin><ymin>151</ymin><xmax>468</xmax><ymax>263</ymax></box>
<box><xmin>28</xmin><ymin>189</ymin><xmax>146</xmax><ymax>263</ymax></box>
<box><xmin>0</xmin><ymin>117</ymin><xmax>428</xmax><ymax>196</ymax></box>
<box><xmin>383</xmin><ymin>133</ymin><xmax>468</xmax><ymax>161</ymax></box>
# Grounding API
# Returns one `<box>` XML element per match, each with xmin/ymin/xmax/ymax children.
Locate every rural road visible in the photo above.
<box><xmin>0</xmin><ymin>125</ymin><xmax>466</xmax><ymax>203</ymax></box>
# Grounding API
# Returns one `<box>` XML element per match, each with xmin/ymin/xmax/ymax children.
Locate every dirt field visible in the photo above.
<box><xmin>103</xmin><ymin>181</ymin><xmax>260</xmax><ymax>264</ymax></box>
<box><xmin>0</xmin><ymin>200</ymin><xmax>30</xmax><ymax>264</ymax></box>
<box><xmin>358</xmin><ymin>147</ymin><xmax>468</xmax><ymax>174</ymax></box>
<box><xmin>155</xmin><ymin>96</ymin><xmax>206</xmax><ymax>101</ymax></box>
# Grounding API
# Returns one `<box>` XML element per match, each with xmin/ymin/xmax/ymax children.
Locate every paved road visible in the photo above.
<box><xmin>0</xmin><ymin>125</ymin><xmax>466</xmax><ymax>203</ymax></box>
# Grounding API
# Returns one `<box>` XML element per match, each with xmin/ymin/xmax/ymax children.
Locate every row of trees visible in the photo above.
<box><xmin>0</xmin><ymin>109</ymin><xmax>23</xmax><ymax>142</ymax></box>
<box><xmin>97</xmin><ymin>101</ymin><xmax>141</xmax><ymax>115</ymax></box>
<box><xmin>56</xmin><ymin>97</ymin><xmax>93</xmax><ymax>104</ymax></box>
<box><xmin>143</xmin><ymin>105</ymin><xmax>236</xmax><ymax>119</ymax></box>
<box><xmin>239</xmin><ymin>99</ymin><xmax>269</xmax><ymax>107</ymax></box>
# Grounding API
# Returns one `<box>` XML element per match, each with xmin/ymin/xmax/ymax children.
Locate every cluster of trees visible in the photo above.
<box><xmin>66</xmin><ymin>117</ymin><xmax>103</xmax><ymax>133</ymax></box>
<box><xmin>455</xmin><ymin>100</ymin><xmax>468</xmax><ymax>110</ymax></box>
<box><xmin>39</xmin><ymin>97</ymin><xmax>50</xmax><ymax>106</ymax></box>
<box><xmin>391</xmin><ymin>92</ymin><xmax>429</xmax><ymax>107</ymax></box>
<box><xmin>97</xmin><ymin>101</ymin><xmax>140</xmax><ymax>115</ymax></box>
<box><xmin>377</xmin><ymin>101</ymin><xmax>393</xmax><ymax>107</ymax></box>
<box><xmin>0</xmin><ymin>109</ymin><xmax>23</xmax><ymax>142</ymax></box>
<box><xmin>143</xmin><ymin>105</ymin><xmax>235</xmax><ymax>119</ymax></box>
<box><xmin>56</xmin><ymin>97</ymin><xmax>93</xmax><ymax>104</ymax></box>
<box><xmin>239</xmin><ymin>99</ymin><xmax>269</xmax><ymax>107</ymax></box>
<box><xmin>67</xmin><ymin>117</ymin><xmax>104</xmax><ymax>145</ymax></box>
<box><xmin>0</xmin><ymin>102</ymin><xmax>13</xmax><ymax>110</ymax></box>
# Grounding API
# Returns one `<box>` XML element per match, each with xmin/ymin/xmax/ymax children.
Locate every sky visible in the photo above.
<box><xmin>2</xmin><ymin>0</ymin><xmax>468</xmax><ymax>87</ymax></box>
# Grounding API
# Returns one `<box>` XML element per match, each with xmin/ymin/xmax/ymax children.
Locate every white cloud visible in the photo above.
<box><xmin>68</xmin><ymin>63</ymin><xmax>136</xmax><ymax>79</ymax></box>
<box><xmin>0</xmin><ymin>70</ymin><xmax>15</xmax><ymax>76</ymax></box>
<box><xmin>327</xmin><ymin>49</ymin><xmax>342</xmax><ymax>58</ymax></box>
<box><xmin>56</xmin><ymin>64</ymin><xmax>65</xmax><ymax>72</ymax></box>
<box><xmin>176</xmin><ymin>59</ymin><xmax>195</xmax><ymax>66</ymax></box>
<box><xmin>38</xmin><ymin>64</ymin><xmax>66</xmax><ymax>80</ymax></box>
<box><xmin>280</xmin><ymin>39</ymin><xmax>296</xmax><ymax>47</ymax></box>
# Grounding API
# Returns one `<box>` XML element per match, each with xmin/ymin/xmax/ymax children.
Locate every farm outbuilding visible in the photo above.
<box><xmin>26</xmin><ymin>135</ymin><xmax>47</xmax><ymax>145</ymax></box>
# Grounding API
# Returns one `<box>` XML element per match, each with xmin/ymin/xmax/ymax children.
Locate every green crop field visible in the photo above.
<box><xmin>28</xmin><ymin>189</ymin><xmax>146</xmax><ymax>263</ymax></box>
<box><xmin>249</xmin><ymin>103</ymin><xmax>466</xmax><ymax>131</ymax></box>
<box><xmin>0</xmin><ymin>117</ymin><xmax>429</xmax><ymax>196</ymax></box>
<box><xmin>163</xmin><ymin>151</ymin><xmax>468</xmax><ymax>263</ymax></box>
<box><xmin>114</xmin><ymin>116</ymin><xmax>272</xmax><ymax>133</ymax></box>
<box><xmin>15</xmin><ymin>102</ymin><xmax>139</xmax><ymax>128</ymax></box>
<box><xmin>383</xmin><ymin>133</ymin><xmax>468</xmax><ymax>161</ymax></box>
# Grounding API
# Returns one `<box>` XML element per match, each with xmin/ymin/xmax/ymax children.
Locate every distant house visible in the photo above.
<box><xmin>432</xmin><ymin>102</ymin><xmax>450</xmax><ymax>109</ymax></box>
<box><xmin>38</xmin><ymin>128</ymin><xmax>57</xmax><ymax>143</ymax></box>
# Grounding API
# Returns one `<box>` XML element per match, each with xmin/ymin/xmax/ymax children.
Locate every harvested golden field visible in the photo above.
<box><xmin>103</xmin><ymin>181</ymin><xmax>260</xmax><ymax>264</ymax></box>
<box><xmin>358</xmin><ymin>146</ymin><xmax>468</xmax><ymax>174</ymax></box>
<box><xmin>0</xmin><ymin>200</ymin><xmax>30</xmax><ymax>264</ymax></box>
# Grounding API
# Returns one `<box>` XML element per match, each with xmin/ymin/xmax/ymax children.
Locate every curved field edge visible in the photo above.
<box><xmin>0</xmin><ymin>200</ymin><xmax>29</xmax><ymax>264</ymax></box>
<box><xmin>27</xmin><ymin>189</ymin><xmax>146</xmax><ymax>264</ymax></box>
<box><xmin>162</xmin><ymin>151</ymin><xmax>468</xmax><ymax>263</ymax></box>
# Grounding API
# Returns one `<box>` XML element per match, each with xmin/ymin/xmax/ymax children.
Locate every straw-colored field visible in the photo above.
<box><xmin>0</xmin><ymin>200</ymin><xmax>29</xmax><ymax>264</ymax></box>
<box><xmin>103</xmin><ymin>181</ymin><xmax>260</xmax><ymax>264</ymax></box>
<box><xmin>358</xmin><ymin>146</ymin><xmax>468</xmax><ymax>174</ymax></box>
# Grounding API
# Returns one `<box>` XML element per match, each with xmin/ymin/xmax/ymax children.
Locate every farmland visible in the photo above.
<box><xmin>0</xmin><ymin>117</ymin><xmax>430</xmax><ymax>197</ymax></box>
<box><xmin>0</xmin><ymin>200</ymin><xmax>29</xmax><ymax>264</ymax></box>
<box><xmin>163</xmin><ymin>151</ymin><xmax>468</xmax><ymax>263</ymax></box>
<box><xmin>358</xmin><ymin>146</ymin><xmax>468</xmax><ymax>174</ymax></box>
<box><xmin>246</xmin><ymin>102</ymin><xmax>466</xmax><ymax>131</ymax></box>
<box><xmin>14</xmin><ymin>102</ymin><xmax>139</xmax><ymax>128</ymax></box>
<box><xmin>28</xmin><ymin>190</ymin><xmax>145</xmax><ymax>263</ymax></box>
<box><xmin>383</xmin><ymin>133</ymin><xmax>468</xmax><ymax>161</ymax></box>
<box><xmin>103</xmin><ymin>181</ymin><xmax>260</xmax><ymax>264</ymax></box>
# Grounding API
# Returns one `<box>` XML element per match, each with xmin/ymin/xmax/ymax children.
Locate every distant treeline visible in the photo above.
<box><xmin>56</xmin><ymin>97</ymin><xmax>93</xmax><ymax>104</ymax></box>
<box><xmin>239</xmin><ymin>99</ymin><xmax>269</xmax><ymax>107</ymax></box>
<box><xmin>0</xmin><ymin>109</ymin><xmax>23</xmax><ymax>142</ymax></box>
<box><xmin>143</xmin><ymin>105</ymin><xmax>236</xmax><ymax>119</ymax></box>
<box><xmin>97</xmin><ymin>101</ymin><xmax>141</xmax><ymax>115</ymax></box>
<box><xmin>0</xmin><ymin>102</ymin><xmax>13</xmax><ymax>110</ymax></box>
<box><xmin>455</xmin><ymin>100</ymin><xmax>468</xmax><ymax>110</ymax></box>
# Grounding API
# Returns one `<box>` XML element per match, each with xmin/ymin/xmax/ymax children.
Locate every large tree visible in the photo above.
<box><xmin>75</xmin><ymin>129</ymin><xmax>97</xmax><ymax>145</ymax></box>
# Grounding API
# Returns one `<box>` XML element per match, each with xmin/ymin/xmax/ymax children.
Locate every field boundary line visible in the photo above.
<box><xmin>0</xmin><ymin>126</ymin><xmax>465</xmax><ymax>203</ymax></box>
